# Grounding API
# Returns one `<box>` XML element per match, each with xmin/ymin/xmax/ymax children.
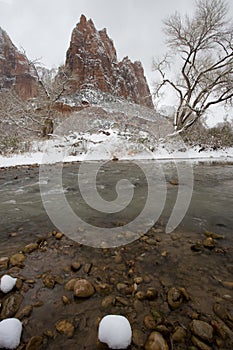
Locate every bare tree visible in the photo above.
<box><xmin>0</xmin><ymin>51</ymin><xmax>70</xmax><ymax>143</ymax></box>
<box><xmin>153</xmin><ymin>0</ymin><xmax>233</xmax><ymax>133</ymax></box>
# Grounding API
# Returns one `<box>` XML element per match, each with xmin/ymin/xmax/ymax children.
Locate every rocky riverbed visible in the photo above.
<box><xmin>1</xmin><ymin>223</ymin><xmax>233</xmax><ymax>350</ymax></box>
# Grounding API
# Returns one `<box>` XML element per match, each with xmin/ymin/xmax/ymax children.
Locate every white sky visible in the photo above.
<box><xmin>0</xmin><ymin>0</ymin><xmax>233</xmax><ymax>124</ymax></box>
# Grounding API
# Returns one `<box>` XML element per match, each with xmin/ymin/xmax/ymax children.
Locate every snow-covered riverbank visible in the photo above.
<box><xmin>0</xmin><ymin>129</ymin><xmax>233</xmax><ymax>168</ymax></box>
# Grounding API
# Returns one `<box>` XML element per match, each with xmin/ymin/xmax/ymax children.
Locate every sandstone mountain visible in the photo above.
<box><xmin>0</xmin><ymin>27</ymin><xmax>38</xmax><ymax>100</ymax></box>
<box><xmin>64</xmin><ymin>15</ymin><xmax>153</xmax><ymax>108</ymax></box>
<box><xmin>0</xmin><ymin>16</ymin><xmax>153</xmax><ymax>108</ymax></box>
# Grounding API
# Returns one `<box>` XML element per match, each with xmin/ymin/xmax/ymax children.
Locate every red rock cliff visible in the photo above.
<box><xmin>64</xmin><ymin>15</ymin><xmax>153</xmax><ymax>108</ymax></box>
<box><xmin>0</xmin><ymin>27</ymin><xmax>38</xmax><ymax>100</ymax></box>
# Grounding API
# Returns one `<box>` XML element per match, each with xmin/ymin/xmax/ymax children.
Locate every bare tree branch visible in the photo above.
<box><xmin>153</xmin><ymin>0</ymin><xmax>233</xmax><ymax>131</ymax></box>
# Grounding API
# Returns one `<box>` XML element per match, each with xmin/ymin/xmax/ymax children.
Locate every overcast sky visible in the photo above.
<box><xmin>0</xmin><ymin>0</ymin><xmax>233</xmax><ymax>123</ymax></box>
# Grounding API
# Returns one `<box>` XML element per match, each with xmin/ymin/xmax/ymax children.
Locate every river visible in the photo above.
<box><xmin>0</xmin><ymin>160</ymin><xmax>233</xmax><ymax>253</ymax></box>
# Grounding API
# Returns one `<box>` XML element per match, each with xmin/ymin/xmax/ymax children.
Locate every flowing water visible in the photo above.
<box><xmin>1</xmin><ymin>160</ymin><xmax>233</xmax><ymax>349</ymax></box>
<box><xmin>0</xmin><ymin>160</ymin><xmax>233</xmax><ymax>253</ymax></box>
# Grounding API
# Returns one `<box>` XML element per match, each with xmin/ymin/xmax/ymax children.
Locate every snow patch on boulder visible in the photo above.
<box><xmin>0</xmin><ymin>318</ymin><xmax>22</xmax><ymax>349</ymax></box>
<box><xmin>98</xmin><ymin>315</ymin><xmax>132</xmax><ymax>349</ymax></box>
<box><xmin>0</xmin><ymin>274</ymin><xmax>17</xmax><ymax>293</ymax></box>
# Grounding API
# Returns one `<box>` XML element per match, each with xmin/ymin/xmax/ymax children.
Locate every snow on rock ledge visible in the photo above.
<box><xmin>0</xmin><ymin>318</ymin><xmax>22</xmax><ymax>349</ymax></box>
<box><xmin>98</xmin><ymin>315</ymin><xmax>132</xmax><ymax>349</ymax></box>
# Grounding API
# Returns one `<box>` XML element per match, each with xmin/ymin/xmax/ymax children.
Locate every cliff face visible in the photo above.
<box><xmin>0</xmin><ymin>27</ymin><xmax>38</xmax><ymax>100</ymax></box>
<box><xmin>64</xmin><ymin>15</ymin><xmax>153</xmax><ymax>108</ymax></box>
<box><xmin>0</xmin><ymin>17</ymin><xmax>153</xmax><ymax>108</ymax></box>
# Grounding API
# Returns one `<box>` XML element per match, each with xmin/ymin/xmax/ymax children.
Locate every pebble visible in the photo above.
<box><xmin>83</xmin><ymin>263</ymin><xmax>92</xmax><ymax>274</ymax></box>
<box><xmin>26</xmin><ymin>336</ymin><xmax>43</xmax><ymax>350</ymax></box>
<box><xmin>191</xmin><ymin>335</ymin><xmax>212</xmax><ymax>350</ymax></box>
<box><xmin>101</xmin><ymin>295</ymin><xmax>115</xmax><ymax>308</ymax></box>
<box><xmin>43</xmin><ymin>274</ymin><xmax>56</xmax><ymax>289</ymax></box>
<box><xmin>145</xmin><ymin>331</ymin><xmax>169</xmax><ymax>350</ymax></box>
<box><xmin>144</xmin><ymin>315</ymin><xmax>156</xmax><ymax>330</ymax></box>
<box><xmin>169</xmin><ymin>179</ymin><xmax>178</xmax><ymax>185</ymax></box>
<box><xmin>55</xmin><ymin>232</ymin><xmax>64</xmax><ymax>240</ymax></box>
<box><xmin>190</xmin><ymin>320</ymin><xmax>213</xmax><ymax>343</ymax></box>
<box><xmin>95</xmin><ymin>283</ymin><xmax>111</xmax><ymax>295</ymax></box>
<box><xmin>167</xmin><ymin>287</ymin><xmax>183</xmax><ymax>309</ymax></box>
<box><xmin>202</xmin><ymin>237</ymin><xmax>216</xmax><ymax>249</ymax></box>
<box><xmin>172</xmin><ymin>326</ymin><xmax>187</xmax><ymax>343</ymax></box>
<box><xmin>204</xmin><ymin>230</ymin><xmax>224</xmax><ymax>240</ymax></box>
<box><xmin>64</xmin><ymin>278</ymin><xmax>78</xmax><ymax>291</ymax></box>
<box><xmin>116</xmin><ymin>282</ymin><xmax>128</xmax><ymax>292</ymax></box>
<box><xmin>135</xmin><ymin>291</ymin><xmax>146</xmax><ymax>300</ymax></box>
<box><xmin>134</xmin><ymin>276</ymin><xmax>143</xmax><ymax>284</ymax></box>
<box><xmin>132</xmin><ymin>329</ymin><xmax>145</xmax><ymax>348</ymax></box>
<box><xmin>23</xmin><ymin>243</ymin><xmax>39</xmax><ymax>254</ymax></box>
<box><xmin>9</xmin><ymin>253</ymin><xmax>25</xmax><ymax>267</ymax></box>
<box><xmin>114</xmin><ymin>254</ymin><xmax>123</xmax><ymax>263</ymax></box>
<box><xmin>1</xmin><ymin>294</ymin><xmax>23</xmax><ymax>318</ymax></box>
<box><xmin>73</xmin><ymin>279</ymin><xmax>95</xmax><ymax>298</ymax></box>
<box><xmin>115</xmin><ymin>296</ymin><xmax>129</xmax><ymax>306</ymax></box>
<box><xmin>62</xmin><ymin>296</ymin><xmax>71</xmax><ymax>305</ymax></box>
<box><xmin>15</xmin><ymin>304</ymin><xmax>33</xmax><ymax>319</ymax></box>
<box><xmin>55</xmin><ymin>319</ymin><xmax>74</xmax><ymax>338</ymax></box>
<box><xmin>71</xmin><ymin>261</ymin><xmax>81</xmax><ymax>271</ymax></box>
<box><xmin>0</xmin><ymin>257</ymin><xmax>9</xmax><ymax>270</ymax></box>
<box><xmin>146</xmin><ymin>288</ymin><xmax>158</xmax><ymax>300</ymax></box>
<box><xmin>133</xmin><ymin>299</ymin><xmax>144</xmax><ymax>313</ymax></box>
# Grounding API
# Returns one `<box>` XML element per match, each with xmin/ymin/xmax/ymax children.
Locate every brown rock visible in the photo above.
<box><xmin>202</xmin><ymin>237</ymin><xmax>216</xmax><ymax>249</ymax></box>
<box><xmin>71</xmin><ymin>261</ymin><xmax>81</xmax><ymax>271</ymax></box>
<box><xmin>62</xmin><ymin>295</ymin><xmax>71</xmax><ymax>305</ymax></box>
<box><xmin>1</xmin><ymin>293</ymin><xmax>23</xmax><ymax>318</ymax></box>
<box><xmin>172</xmin><ymin>326</ymin><xmax>187</xmax><ymax>343</ymax></box>
<box><xmin>64</xmin><ymin>15</ymin><xmax>153</xmax><ymax>108</ymax></box>
<box><xmin>191</xmin><ymin>335</ymin><xmax>212</xmax><ymax>350</ymax></box>
<box><xmin>101</xmin><ymin>295</ymin><xmax>115</xmax><ymax>308</ymax></box>
<box><xmin>190</xmin><ymin>320</ymin><xmax>213</xmax><ymax>343</ymax></box>
<box><xmin>55</xmin><ymin>232</ymin><xmax>64</xmax><ymax>240</ymax></box>
<box><xmin>15</xmin><ymin>304</ymin><xmax>33</xmax><ymax>319</ymax></box>
<box><xmin>26</xmin><ymin>336</ymin><xmax>43</xmax><ymax>350</ymax></box>
<box><xmin>144</xmin><ymin>315</ymin><xmax>156</xmax><ymax>330</ymax></box>
<box><xmin>15</xmin><ymin>278</ymin><xmax>23</xmax><ymax>290</ymax></box>
<box><xmin>0</xmin><ymin>256</ymin><xmax>9</xmax><ymax>270</ymax></box>
<box><xmin>132</xmin><ymin>329</ymin><xmax>146</xmax><ymax>348</ymax></box>
<box><xmin>83</xmin><ymin>263</ymin><xmax>92</xmax><ymax>274</ymax></box>
<box><xmin>55</xmin><ymin>319</ymin><xmax>75</xmax><ymax>338</ymax></box>
<box><xmin>23</xmin><ymin>243</ymin><xmax>39</xmax><ymax>254</ymax></box>
<box><xmin>43</xmin><ymin>274</ymin><xmax>56</xmax><ymax>289</ymax></box>
<box><xmin>10</xmin><ymin>253</ymin><xmax>25</xmax><ymax>267</ymax></box>
<box><xmin>64</xmin><ymin>278</ymin><xmax>78</xmax><ymax>291</ymax></box>
<box><xmin>95</xmin><ymin>283</ymin><xmax>111</xmax><ymax>295</ymax></box>
<box><xmin>145</xmin><ymin>332</ymin><xmax>169</xmax><ymax>350</ymax></box>
<box><xmin>73</xmin><ymin>279</ymin><xmax>95</xmax><ymax>298</ymax></box>
<box><xmin>146</xmin><ymin>288</ymin><xmax>158</xmax><ymax>300</ymax></box>
<box><xmin>167</xmin><ymin>287</ymin><xmax>183</xmax><ymax>309</ymax></box>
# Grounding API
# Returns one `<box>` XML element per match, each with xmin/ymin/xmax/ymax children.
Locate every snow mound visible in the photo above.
<box><xmin>0</xmin><ymin>274</ymin><xmax>17</xmax><ymax>293</ymax></box>
<box><xmin>98</xmin><ymin>315</ymin><xmax>132</xmax><ymax>349</ymax></box>
<box><xmin>0</xmin><ymin>318</ymin><xmax>22</xmax><ymax>349</ymax></box>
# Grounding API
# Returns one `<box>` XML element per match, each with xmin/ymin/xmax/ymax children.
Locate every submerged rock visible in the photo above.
<box><xmin>190</xmin><ymin>320</ymin><xmax>213</xmax><ymax>343</ymax></box>
<box><xmin>73</xmin><ymin>279</ymin><xmax>95</xmax><ymax>298</ymax></box>
<box><xmin>55</xmin><ymin>319</ymin><xmax>74</xmax><ymax>338</ymax></box>
<box><xmin>0</xmin><ymin>257</ymin><xmax>9</xmax><ymax>270</ymax></box>
<box><xmin>167</xmin><ymin>287</ymin><xmax>183</xmax><ymax>309</ymax></box>
<box><xmin>145</xmin><ymin>331</ymin><xmax>169</xmax><ymax>350</ymax></box>
<box><xmin>25</xmin><ymin>336</ymin><xmax>43</xmax><ymax>350</ymax></box>
<box><xmin>1</xmin><ymin>294</ymin><xmax>23</xmax><ymax>318</ymax></box>
<box><xmin>9</xmin><ymin>253</ymin><xmax>25</xmax><ymax>268</ymax></box>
